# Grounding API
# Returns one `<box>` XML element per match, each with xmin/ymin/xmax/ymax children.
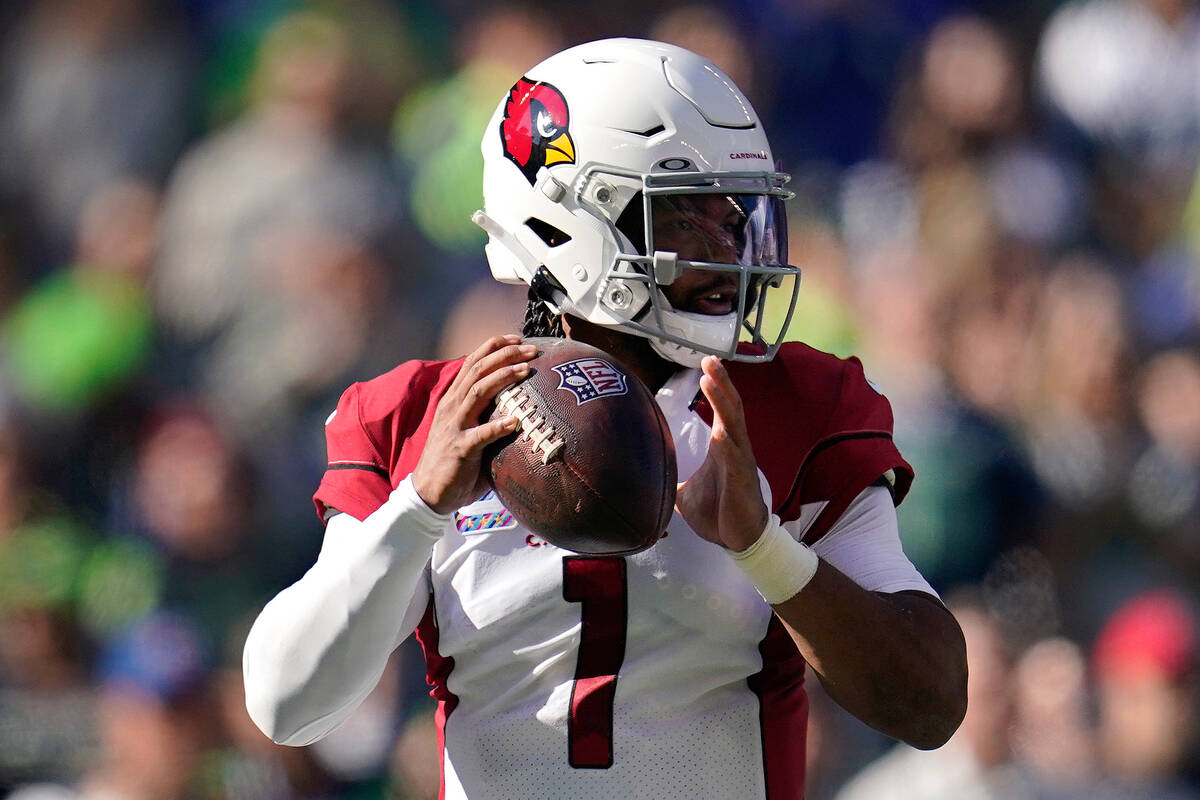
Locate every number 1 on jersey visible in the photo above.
<box><xmin>562</xmin><ymin>556</ymin><xmax>628</xmax><ymax>769</ymax></box>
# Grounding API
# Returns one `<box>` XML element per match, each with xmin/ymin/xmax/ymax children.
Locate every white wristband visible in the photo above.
<box><xmin>728</xmin><ymin>514</ymin><xmax>819</xmax><ymax>604</ymax></box>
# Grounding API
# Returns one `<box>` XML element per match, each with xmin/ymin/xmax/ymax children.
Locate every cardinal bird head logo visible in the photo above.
<box><xmin>500</xmin><ymin>77</ymin><xmax>575</xmax><ymax>185</ymax></box>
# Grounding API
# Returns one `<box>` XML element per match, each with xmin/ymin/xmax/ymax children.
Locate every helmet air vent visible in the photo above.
<box><xmin>525</xmin><ymin>217</ymin><xmax>572</xmax><ymax>247</ymax></box>
<box><xmin>619</xmin><ymin>124</ymin><xmax>666</xmax><ymax>138</ymax></box>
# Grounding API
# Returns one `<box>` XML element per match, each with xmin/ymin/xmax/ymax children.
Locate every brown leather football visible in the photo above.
<box><xmin>482</xmin><ymin>337</ymin><xmax>677</xmax><ymax>555</ymax></box>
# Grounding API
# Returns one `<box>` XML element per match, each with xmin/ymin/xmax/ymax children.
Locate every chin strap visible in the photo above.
<box><xmin>530</xmin><ymin>266</ymin><xmax>569</xmax><ymax>315</ymax></box>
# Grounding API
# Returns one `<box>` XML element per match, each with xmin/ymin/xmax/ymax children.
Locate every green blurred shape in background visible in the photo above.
<box><xmin>0</xmin><ymin>517</ymin><xmax>91</xmax><ymax>611</ymax></box>
<box><xmin>77</xmin><ymin>538</ymin><xmax>164</xmax><ymax>638</ymax></box>
<box><xmin>394</xmin><ymin>62</ymin><xmax>513</xmax><ymax>253</ymax></box>
<box><xmin>4</xmin><ymin>268</ymin><xmax>152</xmax><ymax>414</ymax></box>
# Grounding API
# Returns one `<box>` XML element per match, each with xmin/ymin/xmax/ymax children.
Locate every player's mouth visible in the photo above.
<box><xmin>684</xmin><ymin>279</ymin><xmax>739</xmax><ymax>315</ymax></box>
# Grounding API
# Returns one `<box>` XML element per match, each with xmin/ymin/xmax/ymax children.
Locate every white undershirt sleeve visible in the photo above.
<box><xmin>792</xmin><ymin>485</ymin><xmax>938</xmax><ymax>597</ymax></box>
<box><xmin>242</xmin><ymin>475</ymin><xmax>449</xmax><ymax>746</ymax></box>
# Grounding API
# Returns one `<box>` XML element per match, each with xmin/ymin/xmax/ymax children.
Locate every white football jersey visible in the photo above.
<box><xmin>299</xmin><ymin>342</ymin><xmax>927</xmax><ymax>799</ymax></box>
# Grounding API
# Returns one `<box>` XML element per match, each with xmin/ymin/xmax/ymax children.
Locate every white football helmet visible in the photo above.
<box><xmin>473</xmin><ymin>38</ymin><xmax>800</xmax><ymax>367</ymax></box>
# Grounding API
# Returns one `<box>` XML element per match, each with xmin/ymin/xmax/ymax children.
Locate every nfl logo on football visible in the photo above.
<box><xmin>553</xmin><ymin>358</ymin><xmax>628</xmax><ymax>404</ymax></box>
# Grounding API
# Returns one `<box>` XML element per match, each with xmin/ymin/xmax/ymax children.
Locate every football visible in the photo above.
<box><xmin>482</xmin><ymin>337</ymin><xmax>677</xmax><ymax>555</ymax></box>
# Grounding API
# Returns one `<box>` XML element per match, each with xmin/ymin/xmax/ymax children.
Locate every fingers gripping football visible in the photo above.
<box><xmin>675</xmin><ymin>356</ymin><xmax>770</xmax><ymax>551</ymax></box>
<box><xmin>412</xmin><ymin>335</ymin><xmax>538</xmax><ymax>515</ymax></box>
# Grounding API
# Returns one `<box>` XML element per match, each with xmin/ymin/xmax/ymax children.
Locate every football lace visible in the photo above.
<box><xmin>495</xmin><ymin>385</ymin><xmax>565</xmax><ymax>464</ymax></box>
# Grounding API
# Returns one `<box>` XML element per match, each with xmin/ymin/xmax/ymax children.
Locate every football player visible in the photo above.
<box><xmin>243</xmin><ymin>38</ymin><xmax>967</xmax><ymax>799</ymax></box>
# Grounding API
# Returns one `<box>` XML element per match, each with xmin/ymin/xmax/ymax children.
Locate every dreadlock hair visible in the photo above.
<box><xmin>521</xmin><ymin>284</ymin><xmax>564</xmax><ymax>338</ymax></box>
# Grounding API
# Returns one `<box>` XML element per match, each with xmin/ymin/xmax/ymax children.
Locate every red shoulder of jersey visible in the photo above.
<box><xmin>313</xmin><ymin>357</ymin><xmax>464</xmax><ymax>522</ymax></box>
<box><xmin>700</xmin><ymin>342</ymin><xmax>914</xmax><ymax>545</ymax></box>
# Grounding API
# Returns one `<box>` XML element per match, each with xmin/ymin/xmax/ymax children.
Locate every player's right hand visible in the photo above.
<box><xmin>675</xmin><ymin>356</ymin><xmax>769</xmax><ymax>552</ymax></box>
<box><xmin>411</xmin><ymin>334</ymin><xmax>537</xmax><ymax>515</ymax></box>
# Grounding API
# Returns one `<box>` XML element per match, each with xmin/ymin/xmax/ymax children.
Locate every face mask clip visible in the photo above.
<box><xmin>652</xmin><ymin>250</ymin><xmax>681</xmax><ymax>285</ymax></box>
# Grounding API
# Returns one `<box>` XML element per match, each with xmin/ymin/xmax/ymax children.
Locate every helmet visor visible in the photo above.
<box><xmin>646</xmin><ymin>192</ymin><xmax>788</xmax><ymax>269</ymax></box>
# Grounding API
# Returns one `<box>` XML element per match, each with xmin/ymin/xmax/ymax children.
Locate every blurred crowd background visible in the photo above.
<box><xmin>0</xmin><ymin>0</ymin><xmax>1198</xmax><ymax>798</ymax></box>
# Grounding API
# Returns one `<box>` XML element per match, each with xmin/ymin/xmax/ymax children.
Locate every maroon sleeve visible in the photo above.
<box><xmin>312</xmin><ymin>358</ymin><xmax>464</xmax><ymax>523</ymax></box>
<box><xmin>719</xmin><ymin>343</ymin><xmax>914</xmax><ymax>544</ymax></box>
<box><xmin>313</xmin><ymin>382</ymin><xmax>394</xmax><ymax>522</ymax></box>
<box><xmin>790</xmin><ymin>357</ymin><xmax>914</xmax><ymax>545</ymax></box>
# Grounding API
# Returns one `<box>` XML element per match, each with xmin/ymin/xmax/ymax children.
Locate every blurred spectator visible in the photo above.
<box><xmin>153</xmin><ymin>8</ymin><xmax>414</xmax><ymax>423</ymax></box>
<box><xmin>5</xmin><ymin>613</ymin><xmax>221</xmax><ymax>800</ymax></box>
<box><xmin>2</xmin><ymin>178</ymin><xmax>158</xmax><ymax>418</ymax></box>
<box><xmin>887</xmin><ymin>14</ymin><xmax>1023</xmax><ymax>171</ymax></box>
<box><xmin>0</xmin><ymin>0</ymin><xmax>191</xmax><ymax>267</ymax></box>
<box><xmin>985</xmin><ymin>144</ymin><xmax>1090</xmax><ymax>250</ymax></box>
<box><xmin>191</xmin><ymin>215</ymin><xmax>402</xmax><ymax>439</ymax></box>
<box><xmin>1012</xmin><ymin>259</ymin><xmax>1151</xmax><ymax>629</ymax></box>
<box><xmin>153</xmin><ymin>10</ymin><xmax>349</xmax><ymax>329</ymax></box>
<box><xmin>0</xmin><ymin>506</ymin><xmax>163</xmax><ymax>792</ymax></box>
<box><xmin>0</xmin><ymin>516</ymin><xmax>95</xmax><ymax>690</ymax></box>
<box><xmin>1020</xmin><ymin>257</ymin><xmax>1134</xmax><ymax>509</ymax></box>
<box><xmin>0</xmin><ymin>516</ymin><xmax>98</xmax><ymax>793</ymax></box>
<box><xmin>920</xmin><ymin>16</ymin><xmax>1021</xmax><ymax>141</ymax></box>
<box><xmin>87</xmin><ymin>613</ymin><xmax>220</xmax><ymax>800</ymax></box>
<box><xmin>1128</xmin><ymin>349</ymin><xmax>1200</xmax><ymax>575</ymax></box>
<box><xmin>1012</xmin><ymin>636</ymin><xmax>1097</xmax><ymax>793</ymax></box>
<box><xmin>1090</xmin><ymin>589</ymin><xmax>1200</xmax><ymax>799</ymax></box>
<box><xmin>941</xmin><ymin>271</ymin><xmax>1039</xmax><ymax>421</ymax></box>
<box><xmin>103</xmin><ymin>402</ymin><xmax>283</xmax><ymax>653</ymax></box>
<box><xmin>833</xmin><ymin>591</ymin><xmax>1037</xmax><ymax>799</ymax></box>
<box><xmin>191</xmin><ymin>0</ymin><xmax>422</xmax><ymax>133</ymax></box>
<box><xmin>1037</xmin><ymin>0</ymin><xmax>1200</xmax><ymax>168</ymax></box>
<box><xmin>126</xmin><ymin>403</ymin><xmax>246</xmax><ymax>563</ymax></box>
<box><xmin>851</xmin><ymin>251</ymin><xmax>1043</xmax><ymax>588</ymax></box>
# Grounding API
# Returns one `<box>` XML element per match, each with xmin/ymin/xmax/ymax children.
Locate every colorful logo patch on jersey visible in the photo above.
<box><xmin>553</xmin><ymin>358</ymin><xmax>628</xmax><ymax>404</ymax></box>
<box><xmin>454</xmin><ymin>490</ymin><xmax>517</xmax><ymax>534</ymax></box>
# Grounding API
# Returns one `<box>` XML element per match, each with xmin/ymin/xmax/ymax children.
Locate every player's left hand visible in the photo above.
<box><xmin>675</xmin><ymin>356</ymin><xmax>769</xmax><ymax>551</ymax></box>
